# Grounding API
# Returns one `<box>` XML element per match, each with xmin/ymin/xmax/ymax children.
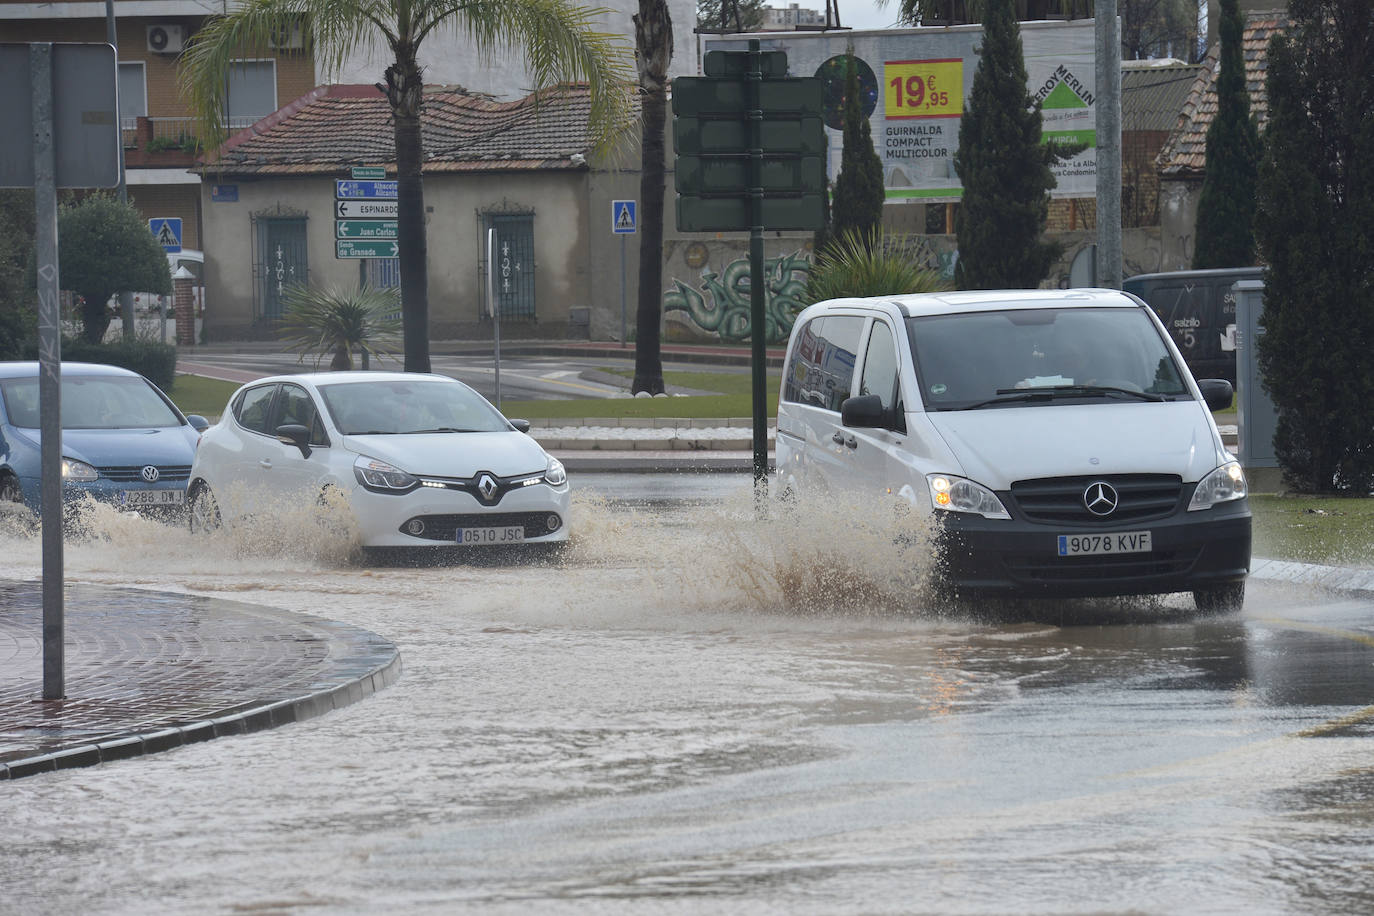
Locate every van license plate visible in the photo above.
<box><xmin>456</xmin><ymin>526</ymin><xmax>525</xmax><ymax>545</ymax></box>
<box><xmin>1058</xmin><ymin>531</ymin><xmax>1152</xmax><ymax>556</ymax></box>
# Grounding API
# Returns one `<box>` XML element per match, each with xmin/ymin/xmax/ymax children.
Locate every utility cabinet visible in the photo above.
<box><xmin>1233</xmin><ymin>278</ymin><xmax>1278</xmax><ymax>470</ymax></box>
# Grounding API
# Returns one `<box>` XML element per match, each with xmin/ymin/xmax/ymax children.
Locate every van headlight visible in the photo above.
<box><xmin>1188</xmin><ymin>461</ymin><xmax>1248</xmax><ymax>510</ymax></box>
<box><xmin>926</xmin><ymin>473</ymin><xmax>1011</xmax><ymax>520</ymax></box>
<box><xmin>62</xmin><ymin>458</ymin><xmax>98</xmax><ymax>481</ymax></box>
<box><xmin>353</xmin><ymin>455</ymin><xmax>418</xmax><ymax>493</ymax></box>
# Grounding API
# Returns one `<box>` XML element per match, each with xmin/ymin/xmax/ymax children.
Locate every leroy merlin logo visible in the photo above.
<box><xmin>1034</xmin><ymin>65</ymin><xmax>1095</xmax><ymax>108</ymax></box>
<box><xmin>1035</xmin><ymin>64</ymin><xmax>1095</xmax><ymax>146</ymax></box>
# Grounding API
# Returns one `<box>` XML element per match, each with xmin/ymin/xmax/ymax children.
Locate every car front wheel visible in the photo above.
<box><xmin>1193</xmin><ymin>581</ymin><xmax>1245</xmax><ymax>614</ymax></box>
<box><xmin>188</xmin><ymin>482</ymin><xmax>221</xmax><ymax>534</ymax></box>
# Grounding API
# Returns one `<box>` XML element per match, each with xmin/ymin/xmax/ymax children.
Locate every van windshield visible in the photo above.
<box><xmin>906</xmin><ymin>306</ymin><xmax>1191</xmax><ymax>411</ymax></box>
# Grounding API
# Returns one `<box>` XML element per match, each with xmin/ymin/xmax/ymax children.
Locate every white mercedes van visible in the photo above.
<box><xmin>775</xmin><ymin>289</ymin><xmax>1251</xmax><ymax>611</ymax></box>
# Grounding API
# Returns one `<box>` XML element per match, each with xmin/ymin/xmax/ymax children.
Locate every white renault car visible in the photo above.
<box><xmin>775</xmin><ymin>289</ymin><xmax>1251</xmax><ymax>611</ymax></box>
<box><xmin>188</xmin><ymin>372</ymin><xmax>569</xmax><ymax>550</ymax></box>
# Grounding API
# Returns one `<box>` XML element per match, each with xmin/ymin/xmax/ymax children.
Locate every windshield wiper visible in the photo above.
<box><xmin>403</xmin><ymin>427</ymin><xmax>478</xmax><ymax>434</ymax></box>
<box><xmin>963</xmin><ymin>385</ymin><xmax>1167</xmax><ymax>410</ymax></box>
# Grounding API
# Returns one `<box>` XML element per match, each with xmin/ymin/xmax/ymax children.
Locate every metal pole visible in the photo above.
<box><xmin>619</xmin><ymin>233</ymin><xmax>627</xmax><ymax>348</ymax></box>
<box><xmin>1095</xmin><ymin>1</ymin><xmax>1123</xmax><ymax>289</ymax></box>
<box><xmin>747</xmin><ymin>39</ymin><xmax>768</xmax><ymax>493</ymax></box>
<box><xmin>487</xmin><ymin>227</ymin><xmax>501</xmax><ymax>408</ymax></box>
<box><xmin>33</xmin><ymin>44</ymin><xmax>65</xmax><ymax>700</ymax></box>
<box><xmin>106</xmin><ymin>0</ymin><xmax>135</xmax><ymax>339</ymax></box>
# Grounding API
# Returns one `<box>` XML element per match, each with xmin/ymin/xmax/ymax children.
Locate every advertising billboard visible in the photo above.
<box><xmin>702</xmin><ymin>20</ymin><xmax>1098</xmax><ymax>202</ymax></box>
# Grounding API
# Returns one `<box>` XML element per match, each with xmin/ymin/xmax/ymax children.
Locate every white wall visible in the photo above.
<box><xmin>326</xmin><ymin>0</ymin><xmax>698</xmax><ymax>97</ymax></box>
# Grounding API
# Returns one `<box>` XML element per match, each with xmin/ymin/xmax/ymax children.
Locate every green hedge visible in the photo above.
<box><xmin>55</xmin><ymin>338</ymin><xmax>179</xmax><ymax>390</ymax></box>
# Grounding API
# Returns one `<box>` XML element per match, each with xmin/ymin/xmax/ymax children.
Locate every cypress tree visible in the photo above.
<box><xmin>1192</xmin><ymin>0</ymin><xmax>1260</xmax><ymax>269</ymax></box>
<box><xmin>830</xmin><ymin>53</ymin><xmax>885</xmax><ymax>246</ymax></box>
<box><xmin>952</xmin><ymin>0</ymin><xmax>1064</xmax><ymax>289</ymax></box>
<box><xmin>1254</xmin><ymin>0</ymin><xmax>1374</xmax><ymax>492</ymax></box>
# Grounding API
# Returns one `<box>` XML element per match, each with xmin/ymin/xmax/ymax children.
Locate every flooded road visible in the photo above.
<box><xmin>2</xmin><ymin>474</ymin><xmax>1374</xmax><ymax>914</ymax></box>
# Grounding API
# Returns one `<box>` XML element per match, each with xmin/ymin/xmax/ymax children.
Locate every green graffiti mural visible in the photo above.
<box><xmin>663</xmin><ymin>250</ymin><xmax>812</xmax><ymax>344</ymax></box>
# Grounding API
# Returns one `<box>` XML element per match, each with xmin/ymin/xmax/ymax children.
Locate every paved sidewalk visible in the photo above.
<box><xmin>0</xmin><ymin>579</ymin><xmax>400</xmax><ymax>780</ymax></box>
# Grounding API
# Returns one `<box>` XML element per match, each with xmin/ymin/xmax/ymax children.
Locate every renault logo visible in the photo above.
<box><xmin>1083</xmin><ymin>481</ymin><xmax>1118</xmax><ymax>516</ymax></box>
<box><xmin>476</xmin><ymin>473</ymin><xmax>499</xmax><ymax>503</ymax></box>
<box><xmin>140</xmin><ymin>466</ymin><xmax>160</xmax><ymax>483</ymax></box>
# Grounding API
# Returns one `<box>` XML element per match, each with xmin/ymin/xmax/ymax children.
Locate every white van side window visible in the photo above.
<box><xmin>859</xmin><ymin>320</ymin><xmax>902</xmax><ymax>415</ymax></box>
<box><xmin>782</xmin><ymin>315</ymin><xmax>864</xmax><ymax>411</ymax></box>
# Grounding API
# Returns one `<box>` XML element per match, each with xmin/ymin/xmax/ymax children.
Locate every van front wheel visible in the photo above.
<box><xmin>1193</xmin><ymin>581</ymin><xmax>1245</xmax><ymax>614</ymax></box>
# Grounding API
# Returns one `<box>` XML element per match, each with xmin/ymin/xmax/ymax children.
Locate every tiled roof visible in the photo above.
<box><xmin>1122</xmin><ymin>61</ymin><xmax>1205</xmax><ymax>133</ymax></box>
<box><xmin>199</xmin><ymin>83</ymin><xmax>630</xmax><ymax>176</ymax></box>
<box><xmin>1156</xmin><ymin>10</ymin><xmax>1289</xmax><ymax>179</ymax></box>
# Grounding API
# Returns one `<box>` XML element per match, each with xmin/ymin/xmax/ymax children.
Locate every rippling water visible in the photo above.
<box><xmin>2</xmin><ymin>476</ymin><xmax>1373</xmax><ymax>915</ymax></box>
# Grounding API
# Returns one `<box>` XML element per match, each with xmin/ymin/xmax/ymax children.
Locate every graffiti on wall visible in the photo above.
<box><xmin>663</xmin><ymin>249</ymin><xmax>812</xmax><ymax>344</ymax></box>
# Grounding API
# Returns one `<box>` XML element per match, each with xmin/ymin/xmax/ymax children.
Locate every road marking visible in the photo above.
<box><xmin>1257</xmin><ymin>616</ymin><xmax>1374</xmax><ymax>738</ymax></box>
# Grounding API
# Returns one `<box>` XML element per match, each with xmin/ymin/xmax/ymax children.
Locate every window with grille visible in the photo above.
<box><xmin>480</xmin><ymin>211</ymin><xmax>536</xmax><ymax>320</ymax></box>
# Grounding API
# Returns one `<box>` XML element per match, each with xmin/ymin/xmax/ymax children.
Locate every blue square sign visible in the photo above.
<box><xmin>612</xmin><ymin>200</ymin><xmax>636</xmax><ymax>234</ymax></box>
<box><xmin>149</xmin><ymin>217</ymin><xmax>182</xmax><ymax>252</ymax></box>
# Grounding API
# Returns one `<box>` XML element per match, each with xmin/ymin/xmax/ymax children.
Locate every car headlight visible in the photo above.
<box><xmin>544</xmin><ymin>457</ymin><xmax>567</xmax><ymax>487</ymax></box>
<box><xmin>926</xmin><ymin>473</ymin><xmax>1011</xmax><ymax>519</ymax></box>
<box><xmin>353</xmin><ymin>455</ymin><xmax>418</xmax><ymax>493</ymax></box>
<box><xmin>1188</xmin><ymin>460</ymin><xmax>1247</xmax><ymax>510</ymax></box>
<box><xmin>62</xmin><ymin>458</ymin><xmax>98</xmax><ymax>482</ymax></box>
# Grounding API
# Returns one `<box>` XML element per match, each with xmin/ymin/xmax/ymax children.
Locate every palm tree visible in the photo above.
<box><xmin>278</xmin><ymin>284</ymin><xmax>402</xmax><ymax>370</ymax></box>
<box><xmin>181</xmin><ymin>0</ymin><xmax>635</xmax><ymax>374</ymax></box>
<box><xmin>631</xmin><ymin>0</ymin><xmax>672</xmax><ymax>395</ymax></box>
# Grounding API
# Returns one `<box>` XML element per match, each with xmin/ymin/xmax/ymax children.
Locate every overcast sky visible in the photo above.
<box><xmin>836</xmin><ymin>0</ymin><xmax>905</xmax><ymax>31</ymax></box>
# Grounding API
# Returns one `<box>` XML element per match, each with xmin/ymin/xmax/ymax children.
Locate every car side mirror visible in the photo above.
<box><xmin>275</xmin><ymin>423</ymin><xmax>312</xmax><ymax>458</ymax></box>
<box><xmin>186</xmin><ymin>414</ymin><xmax>210</xmax><ymax>433</ymax></box>
<box><xmin>509</xmin><ymin>419</ymin><xmax>531</xmax><ymax>434</ymax></box>
<box><xmin>1197</xmin><ymin>379</ymin><xmax>1234</xmax><ymax>412</ymax></box>
<box><xmin>841</xmin><ymin>394</ymin><xmax>887</xmax><ymax>429</ymax></box>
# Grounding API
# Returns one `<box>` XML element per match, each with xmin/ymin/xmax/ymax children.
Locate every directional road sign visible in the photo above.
<box><xmin>335</xmin><ymin>199</ymin><xmax>399</xmax><ymax>219</ymax></box>
<box><xmin>149</xmin><ymin>217</ymin><xmax>182</xmax><ymax>252</ymax></box>
<box><xmin>612</xmin><ymin>199</ymin><xmax>636</xmax><ymax>234</ymax></box>
<box><xmin>336</xmin><ymin>239</ymin><xmax>399</xmax><ymax>259</ymax></box>
<box><xmin>335</xmin><ymin>179</ymin><xmax>397</xmax><ymax>199</ymax></box>
<box><xmin>336</xmin><ymin>219</ymin><xmax>398</xmax><ymax>240</ymax></box>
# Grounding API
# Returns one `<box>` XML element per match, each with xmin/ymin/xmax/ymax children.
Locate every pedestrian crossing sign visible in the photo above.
<box><xmin>149</xmin><ymin>217</ymin><xmax>182</xmax><ymax>252</ymax></box>
<box><xmin>612</xmin><ymin>200</ymin><xmax>636</xmax><ymax>234</ymax></box>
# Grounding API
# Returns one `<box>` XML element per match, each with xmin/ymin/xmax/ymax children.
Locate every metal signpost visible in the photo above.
<box><xmin>612</xmin><ymin>199</ymin><xmax>636</xmax><ymax>347</ymax></box>
<box><xmin>0</xmin><ymin>42</ymin><xmax>120</xmax><ymax>699</ymax></box>
<box><xmin>673</xmin><ymin>41</ymin><xmax>826</xmax><ymax>488</ymax></box>
<box><xmin>487</xmin><ymin>227</ymin><xmax>501</xmax><ymax>408</ymax></box>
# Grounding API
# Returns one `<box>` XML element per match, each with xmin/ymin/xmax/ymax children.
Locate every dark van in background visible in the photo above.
<box><xmin>1123</xmin><ymin>267</ymin><xmax>1262</xmax><ymax>385</ymax></box>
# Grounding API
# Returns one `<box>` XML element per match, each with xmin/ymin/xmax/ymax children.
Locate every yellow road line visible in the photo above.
<box><xmin>1257</xmin><ymin>616</ymin><xmax>1374</xmax><ymax>737</ymax></box>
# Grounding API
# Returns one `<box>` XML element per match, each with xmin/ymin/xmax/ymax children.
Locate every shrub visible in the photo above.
<box><xmin>278</xmin><ymin>284</ymin><xmax>401</xmax><ymax>370</ymax></box>
<box><xmin>805</xmin><ymin>229</ymin><xmax>951</xmax><ymax>302</ymax></box>
<box><xmin>60</xmin><ymin>337</ymin><xmax>178</xmax><ymax>390</ymax></box>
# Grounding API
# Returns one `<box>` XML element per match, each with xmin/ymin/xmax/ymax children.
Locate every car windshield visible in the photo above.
<box><xmin>320</xmin><ymin>379</ymin><xmax>511</xmax><ymax>435</ymax></box>
<box><xmin>0</xmin><ymin>374</ymin><xmax>182</xmax><ymax>429</ymax></box>
<box><xmin>907</xmin><ymin>306</ymin><xmax>1191</xmax><ymax>411</ymax></box>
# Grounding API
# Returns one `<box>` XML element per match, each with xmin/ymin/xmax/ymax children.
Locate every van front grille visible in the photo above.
<box><xmin>1009</xmin><ymin>474</ymin><xmax>1183</xmax><ymax>524</ymax></box>
<box><xmin>1005</xmin><ymin>547</ymin><xmax>1200</xmax><ymax>584</ymax></box>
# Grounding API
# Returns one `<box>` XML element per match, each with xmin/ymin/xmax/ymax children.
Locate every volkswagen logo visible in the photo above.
<box><xmin>140</xmin><ymin>466</ymin><xmax>160</xmax><ymax>483</ymax></box>
<box><xmin>476</xmin><ymin>473</ymin><xmax>499</xmax><ymax>503</ymax></box>
<box><xmin>1083</xmin><ymin>481</ymin><xmax>1118</xmax><ymax>516</ymax></box>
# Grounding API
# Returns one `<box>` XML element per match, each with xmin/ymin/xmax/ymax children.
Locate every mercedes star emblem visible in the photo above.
<box><xmin>1083</xmin><ymin>481</ymin><xmax>1118</xmax><ymax>516</ymax></box>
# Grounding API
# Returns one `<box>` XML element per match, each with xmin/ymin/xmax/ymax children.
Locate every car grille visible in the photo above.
<box><xmin>97</xmin><ymin>464</ymin><xmax>193</xmax><ymax>483</ymax></box>
<box><xmin>1004</xmin><ymin>547</ymin><xmax>1201</xmax><ymax>584</ymax></box>
<box><xmin>1008</xmin><ymin>474</ymin><xmax>1183</xmax><ymax>524</ymax></box>
<box><xmin>398</xmin><ymin>512</ymin><xmax>563</xmax><ymax>542</ymax></box>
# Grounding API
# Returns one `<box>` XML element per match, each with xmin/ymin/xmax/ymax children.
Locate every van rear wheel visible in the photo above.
<box><xmin>1193</xmin><ymin>581</ymin><xmax>1245</xmax><ymax>614</ymax></box>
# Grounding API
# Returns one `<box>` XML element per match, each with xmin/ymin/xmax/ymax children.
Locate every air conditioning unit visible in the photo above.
<box><xmin>267</xmin><ymin>23</ymin><xmax>304</xmax><ymax>50</ymax></box>
<box><xmin>146</xmin><ymin>24</ymin><xmax>185</xmax><ymax>54</ymax></box>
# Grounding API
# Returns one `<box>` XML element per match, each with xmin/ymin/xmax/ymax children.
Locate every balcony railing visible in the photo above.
<box><xmin>122</xmin><ymin>116</ymin><xmax>263</xmax><ymax>153</ymax></box>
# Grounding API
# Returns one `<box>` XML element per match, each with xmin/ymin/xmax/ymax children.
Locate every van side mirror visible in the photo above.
<box><xmin>275</xmin><ymin>423</ymin><xmax>312</xmax><ymax>458</ymax></box>
<box><xmin>1197</xmin><ymin>379</ymin><xmax>1234</xmax><ymax>412</ymax></box>
<box><xmin>509</xmin><ymin>419</ymin><xmax>531</xmax><ymax>434</ymax></box>
<box><xmin>841</xmin><ymin>394</ymin><xmax>887</xmax><ymax>429</ymax></box>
